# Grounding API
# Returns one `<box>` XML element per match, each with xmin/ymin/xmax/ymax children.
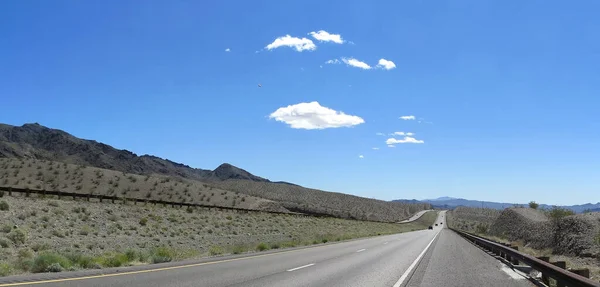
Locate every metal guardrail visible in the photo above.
<box><xmin>451</xmin><ymin>228</ymin><xmax>600</xmax><ymax>287</ymax></box>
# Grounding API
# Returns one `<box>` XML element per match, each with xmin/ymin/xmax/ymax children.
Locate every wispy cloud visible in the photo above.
<box><xmin>388</xmin><ymin>144</ymin><xmax>396</xmax><ymax>148</ymax></box>
<box><xmin>269</xmin><ymin>101</ymin><xmax>364</xmax><ymax>130</ymax></box>
<box><xmin>392</xmin><ymin>132</ymin><xmax>415</xmax><ymax>136</ymax></box>
<box><xmin>386</xmin><ymin>137</ymin><xmax>424</xmax><ymax>144</ymax></box>
<box><xmin>376</xmin><ymin>132</ymin><xmax>385</xmax><ymax>136</ymax></box>
<box><xmin>225</xmin><ymin>48</ymin><xmax>231</xmax><ymax>52</ymax></box>
<box><xmin>325</xmin><ymin>59</ymin><xmax>341</xmax><ymax>64</ymax></box>
<box><xmin>265</xmin><ymin>35</ymin><xmax>316</xmax><ymax>52</ymax></box>
<box><xmin>359</xmin><ymin>155</ymin><xmax>364</xmax><ymax>158</ymax></box>
<box><xmin>372</xmin><ymin>147</ymin><xmax>379</xmax><ymax>150</ymax></box>
<box><xmin>399</xmin><ymin>115</ymin><xmax>416</xmax><ymax>120</ymax></box>
<box><xmin>341</xmin><ymin>57</ymin><xmax>371</xmax><ymax>70</ymax></box>
<box><xmin>376</xmin><ymin>58</ymin><xmax>396</xmax><ymax>70</ymax></box>
<box><xmin>309</xmin><ymin>30</ymin><xmax>344</xmax><ymax>44</ymax></box>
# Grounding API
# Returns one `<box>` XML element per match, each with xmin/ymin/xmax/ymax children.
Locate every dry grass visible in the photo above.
<box><xmin>0</xmin><ymin>194</ymin><xmax>434</xmax><ymax>277</ymax></box>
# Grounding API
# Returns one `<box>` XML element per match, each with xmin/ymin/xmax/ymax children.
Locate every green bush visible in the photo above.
<box><xmin>65</xmin><ymin>253</ymin><xmax>96</xmax><ymax>269</ymax></box>
<box><xmin>528</xmin><ymin>201</ymin><xmax>539</xmax><ymax>209</ymax></box>
<box><xmin>99</xmin><ymin>253</ymin><xmax>129</xmax><ymax>267</ymax></box>
<box><xmin>546</xmin><ymin>206</ymin><xmax>575</xmax><ymax>221</ymax></box>
<box><xmin>231</xmin><ymin>245</ymin><xmax>246</xmax><ymax>254</ymax></box>
<box><xmin>0</xmin><ymin>238</ymin><xmax>10</xmax><ymax>248</ymax></box>
<box><xmin>139</xmin><ymin>217</ymin><xmax>148</xmax><ymax>226</ymax></box>
<box><xmin>46</xmin><ymin>262</ymin><xmax>63</xmax><ymax>272</ymax></box>
<box><xmin>270</xmin><ymin>243</ymin><xmax>280</xmax><ymax>249</ymax></box>
<box><xmin>125</xmin><ymin>249</ymin><xmax>139</xmax><ymax>262</ymax></box>
<box><xmin>209</xmin><ymin>246</ymin><xmax>224</xmax><ymax>256</ymax></box>
<box><xmin>150</xmin><ymin>247</ymin><xmax>174</xmax><ymax>264</ymax></box>
<box><xmin>0</xmin><ymin>263</ymin><xmax>12</xmax><ymax>277</ymax></box>
<box><xmin>256</xmin><ymin>243</ymin><xmax>269</xmax><ymax>251</ymax></box>
<box><xmin>0</xmin><ymin>225</ymin><xmax>11</xmax><ymax>233</ymax></box>
<box><xmin>31</xmin><ymin>253</ymin><xmax>72</xmax><ymax>273</ymax></box>
<box><xmin>0</xmin><ymin>201</ymin><xmax>8</xmax><ymax>211</ymax></box>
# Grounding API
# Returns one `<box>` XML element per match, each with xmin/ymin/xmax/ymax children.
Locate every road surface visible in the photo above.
<box><xmin>398</xmin><ymin>209</ymin><xmax>432</xmax><ymax>223</ymax></box>
<box><xmin>0</xmin><ymin>211</ymin><xmax>532</xmax><ymax>287</ymax></box>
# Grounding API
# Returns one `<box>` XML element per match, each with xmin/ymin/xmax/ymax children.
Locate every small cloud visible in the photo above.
<box><xmin>309</xmin><ymin>30</ymin><xmax>344</xmax><ymax>44</ymax></box>
<box><xmin>372</xmin><ymin>147</ymin><xmax>379</xmax><ymax>150</ymax></box>
<box><xmin>225</xmin><ymin>48</ymin><xmax>231</xmax><ymax>52</ymax></box>
<box><xmin>387</xmin><ymin>144</ymin><xmax>396</xmax><ymax>148</ymax></box>
<box><xmin>341</xmin><ymin>57</ymin><xmax>371</xmax><ymax>70</ymax></box>
<box><xmin>319</xmin><ymin>65</ymin><xmax>323</xmax><ymax>68</ymax></box>
<box><xmin>376</xmin><ymin>58</ymin><xmax>396</xmax><ymax>70</ymax></box>
<box><xmin>392</xmin><ymin>132</ymin><xmax>415</xmax><ymax>136</ymax></box>
<box><xmin>386</xmin><ymin>137</ymin><xmax>424</xmax><ymax>144</ymax></box>
<box><xmin>347</xmin><ymin>41</ymin><xmax>356</xmax><ymax>45</ymax></box>
<box><xmin>399</xmin><ymin>115</ymin><xmax>416</xmax><ymax>120</ymax></box>
<box><xmin>376</xmin><ymin>132</ymin><xmax>385</xmax><ymax>136</ymax></box>
<box><xmin>325</xmin><ymin>59</ymin><xmax>341</xmax><ymax>64</ymax></box>
<box><xmin>269</xmin><ymin>101</ymin><xmax>365</xmax><ymax>130</ymax></box>
<box><xmin>266</xmin><ymin>35</ymin><xmax>316</xmax><ymax>52</ymax></box>
<box><xmin>359</xmin><ymin>155</ymin><xmax>364</xmax><ymax>158</ymax></box>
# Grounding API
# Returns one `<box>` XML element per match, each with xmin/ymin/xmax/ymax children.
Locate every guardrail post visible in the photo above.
<box><xmin>537</xmin><ymin>256</ymin><xmax>550</xmax><ymax>285</ymax></box>
<box><xmin>570</xmin><ymin>268</ymin><xmax>590</xmax><ymax>279</ymax></box>
<box><xmin>551</xmin><ymin>261</ymin><xmax>567</xmax><ymax>287</ymax></box>
<box><xmin>510</xmin><ymin>246</ymin><xmax>519</xmax><ymax>265</ymax></box>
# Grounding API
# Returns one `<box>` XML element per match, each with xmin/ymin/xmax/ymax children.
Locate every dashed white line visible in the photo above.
<box><xmin>356</xmin><ymin>249</ymin><xmax>366</xmax><ymax>253</ymax></box>
<box><xmin>392</xmin><ymin>231</ymin><xmax>441</xmax><ymax>287</ymax></box>
<box><xmin>286</xmin><ymin>263</ymin><xmax>315</xmax><ymax>272</ymax></box>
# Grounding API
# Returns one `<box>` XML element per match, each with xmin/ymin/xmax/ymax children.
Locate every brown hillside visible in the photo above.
<box><xmin>0</xmin><ymin>123</ymin><xmax>430</xmax><ymax>221</ymax></box>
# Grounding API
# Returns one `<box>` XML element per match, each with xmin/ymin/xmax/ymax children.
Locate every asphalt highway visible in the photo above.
<box><xmin>0</xmin><ymin>211</ymin><xmax>533</xmax><ymax>287</ymax></box>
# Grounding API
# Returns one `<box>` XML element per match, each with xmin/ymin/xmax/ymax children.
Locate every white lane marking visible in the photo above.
<box><xmin>384</xmin><ymin>242</ymin><xmax>389</xmax><ymax>245</ymax></box>
<box><xmin>392</xmin><ymin>231</ymin><xmax>441</xmax><ymax>287</ymax></box>
<box><xmin>356</xmin><ymin>249</ymin><xmax>366</xmax><ymax>253</ymax></box>
<box><xmin>287</xmin><ymin>263</ymin><xmax>315</xmax><ymax>272</ymax></box>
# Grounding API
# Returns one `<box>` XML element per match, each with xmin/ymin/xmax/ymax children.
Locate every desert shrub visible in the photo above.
<box><xmin>31</xmin><ymin>253</ymin><xmax>72</xmax><ymax>273</ymax></box>
<box><xmin>31</xmin><ymin>242</ymin><xmax>50</xmax><ymax>252</ymax></box>
<box><xmin>7</xmin><ymin>229</ymin><xmax>27</xmax><ymax>245</ymax></box>
<box><xmin>0</xmin><ymin>201</ymin><xmax>8</xmax><ymax>211</ymax></box>
<box><xmin>186</xmin><ymin>207</ymin><xmax>194</xmax><ymax>214</ymax></box>
<box><xmin>546</xmin><ymin>206</ymin><xmax>575</xmax><ymax>221</ymax></box>
<box><xmin>0</xmin><ymin>263</ymin><xmax>12</xmax><ymax>276</ymax></box>
<box><xmin>0</xmin><ymin>225</ymin><xmax>11</xmax><ymax>233</ymax></box>
<box><xmin>125</xmin><ymin>249</ymin><xmax>139</xmax><ymax>262</ymax></box>
<box><xmin>150</xmin><ymin>247</ymin><xmax>174</xmax><ymax>264</ymax></box>
<box><xmin>0</xmin><ymin>190</ymin><xmax>4</xmax><ymax>197</ymax></box>
<box><xmin>139</xmin><ymin>218</ymin><xmax>148</xmax><ymax>226</ymax></box>
<box><xmin>256</xmin><ymin>243</ymin><xmax>269</xmax><ymax>251</ymax></box>
<box><xmin>231</xmin><ymin>245</ymin><xmax>246</xmax><ymax>254</ymax></box>
<box><xmin>64</xmin><ymin>253</ymin><xmax>96</xmax><ymax>269</ymax></box>
<box><xmin>270</xmin><ymin>242</ymin><xmax>280</xmax><ymax>249</ymax></box>
<box><xmin>99</xmin><ymin>253</ymin><xmax>129</xmax><ymax>267</ymax></box>
<box><xmin>209</xmin><ymin>246</ymin><xmax>224</xmax><ymax>256</ymax></box>
<box><xmin>46</xmin><ymin>262</ymin><xmax>63</xmax><ymax>272</ymax></box>
<box><xmin>475</xmin><ymin>223</ymin><xmax>488</xmax><ymax>234</ymax></box>
<box><xmin>528</xmin><ymin>201</ymin><xmax>539</xmax><ymax>209</ymax></box>
<box><xmin>0</xmin><ymin>238</ymin><xmax>9</xmax><ymax>248</ymax></box>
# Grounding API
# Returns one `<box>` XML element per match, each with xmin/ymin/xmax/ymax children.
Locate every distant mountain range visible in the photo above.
<box><xmin>393</xmin><ymin>197</ymin><xmax>600</xmax><ymax>214</ymax></box>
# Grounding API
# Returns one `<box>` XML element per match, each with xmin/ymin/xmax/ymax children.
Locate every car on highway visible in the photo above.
<box><xmin>435</xmin><ymin>223</ymin><xmax>438</xmax><ymax>226</ymax></box>
<box><xmin>428</xmin><ymin>225</ymin><xmax>433</xmax><ymax>230</ymax></box>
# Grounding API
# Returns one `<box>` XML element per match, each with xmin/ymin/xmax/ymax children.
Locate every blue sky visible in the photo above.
<box><xmin>1</xmin><ymin>1</ymin><xmax>598</xmax><ymax>205</ymax></box>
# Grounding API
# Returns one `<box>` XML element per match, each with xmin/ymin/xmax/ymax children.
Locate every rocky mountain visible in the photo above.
<box><xmin>0</xmin><ymin>123</ymin><xmax>268</xmax><ymax>183</ymax></box>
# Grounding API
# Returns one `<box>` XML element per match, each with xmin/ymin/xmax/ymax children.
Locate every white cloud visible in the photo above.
<box><xmin>386</xmin><ymin>137</ymin><xmax>424</xmax><ymax>144</ymax></box>
<box><xmin>309</xmin><ymin>30</ymin><xmax>344</xmax><ymax>44</ymax></box>
<box><xmin>269</xmin><ymin>101</ymin><xmax>365</xmax><ymax>130</ymax></box>
<box><xmin>376</xmin><ymin>132</ymin><xmax>385</xmax><ymax>136</ymax></box>
<box><xmin>376</xmin><ymin>58</ymin><xmax>396</xmax><ymax>70</ymax></box>
<box><xmin>392</xmin><ymin>132</ymin><xmax>415</xmax><ymax>136</ymax></box>
<box><xmin>399</xmin><ymin>115</ymin><xmax>416</xmax><ymax>120</ymax></box>
<box><xmin>225</xmin><ymin>48</ymin><xmax>231</xmax><ymax>52</ymax></box>
<box><xmin>266</xmin><ymin>35</ymin><xmax>316</xmax><ymax>52</ymax></box>
<box><xmin>325</xmin><ymin>59</ymin><xmax>341</xmax><ymax>64</ymax></box>
<box><xmin>372</xmin><ymin>147</ymin><xmax>379</xmax><ymax>150</ymax></box>
<box><xmin>359</xmin><ymin>155</ymin><xmax>364</xmax><ymax>158</ymax></box>
<box><xmin>341</xmin><ymin>57</ymin><xmax>371</xmax><ymax>70</ymax></box>
<box><xmin>388</xmin><ymin>144</ymin><xmax>396</xmax><ymax>148</ymax></box>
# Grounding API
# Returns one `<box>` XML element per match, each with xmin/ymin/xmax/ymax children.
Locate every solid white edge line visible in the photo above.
<box><xmin>356</xmin><ymin>249</ymin><xmax>366</xmax><ymax>253</ymax></box>
<box><xmin>392</xmin><ymin>231</ymin><xmax>441</xmax><ymax>287</ymax></box>
<box><xmin>286</xmin><ymin>263</ymin><xmax>315</xmax><ymax>272</ymax></box>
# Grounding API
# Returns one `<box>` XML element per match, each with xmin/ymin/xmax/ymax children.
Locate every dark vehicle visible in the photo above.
<box><xmin>435</xmin><ymin>223</ymin><xmax>438</xmax><ymax>226</ymax></box>
<box><xmin>428</xmin><ymin>226</ymin><xmax>433</xmax><ymax>230</ymax></box>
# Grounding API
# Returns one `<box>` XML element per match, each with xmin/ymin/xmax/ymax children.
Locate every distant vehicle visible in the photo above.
<box><xmin>440</xmin><ymin>222</ymin><xmax>443</xmax><ymax>225</ymax></box>
<box><xmin>435</xmin><ymin>223</ymin><xmax>438</xmax><ymax>226</ymax></box>
<box><xmin>428</xmin><ymin>226</ymin><xmax>433</xmax><ymax>230</ymax></box>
